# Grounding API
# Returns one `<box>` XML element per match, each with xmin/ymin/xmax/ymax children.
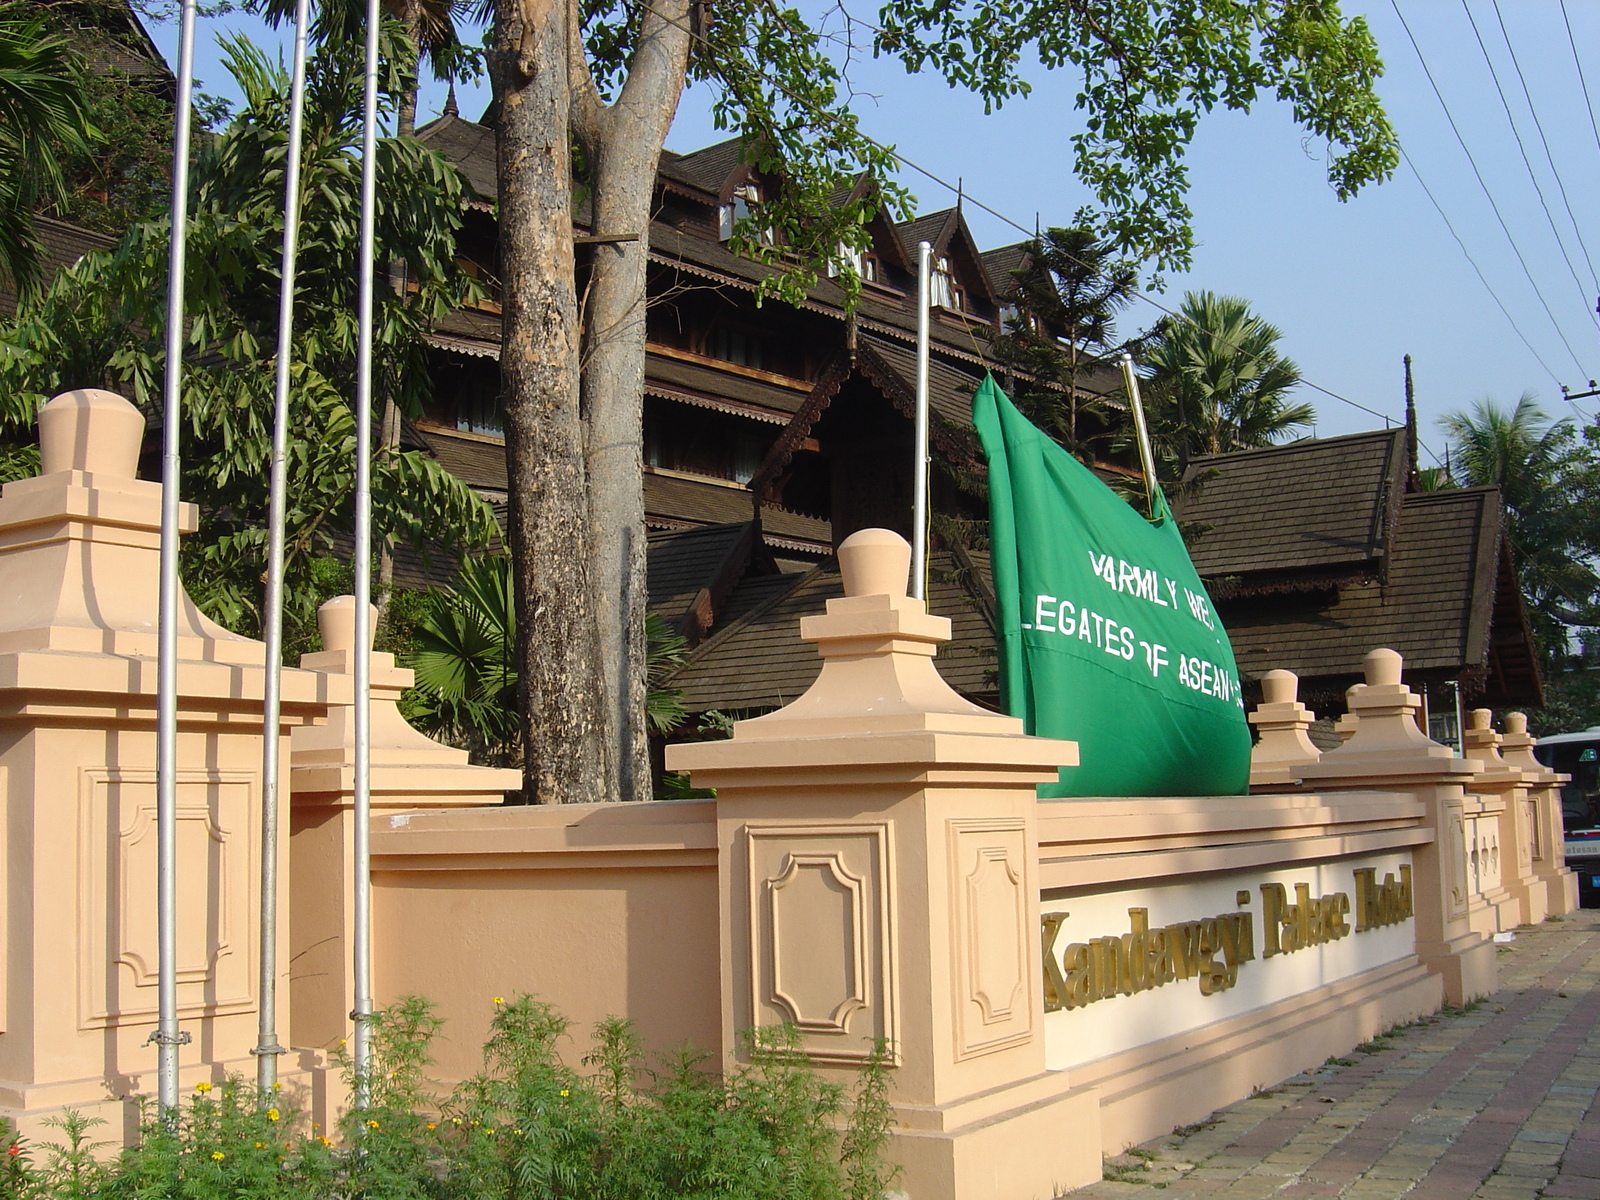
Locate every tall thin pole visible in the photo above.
<box><xmin>253</xmin><ymin>0</ymin><xmax>312</xmax><ymax>1095</ymax></box>
<box><xmin>1120</xmin><ymin>352</ymin><xmax>1158</xmax><ymax>518</ymax></box>
<box><xmin>154</xmin><ymin>0</ymin><xmax>200</xmax><ymax>1118</ymax></box>
<box><xmin>912</xmin><ymin>241</ymin><xmax>931</xmax><ymax>600</ymax></box>
<box><xmin>351</xmin><ymin>0</ymin><xmax>381</xmax><ymax>1104</ymax></box>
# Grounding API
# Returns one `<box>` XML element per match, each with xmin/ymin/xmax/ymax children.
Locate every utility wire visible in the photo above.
<box><xmin>1496</xmin><ymin>0</ymin><xmax>1600</xmax><ymax>299</ymax></box>
<box><xmin>1462</xmin><ymin>0</ymin><xmax>1595</xmax><ymax>324</ymax></box>
<box><xmin>1562</xmin><ymin>0</ymin><xmax>1600</xmax><ymax>194</ymax></box>
<box><xmin>1402</xmin><ymin>150</ymin><xmax>1563</xmax><ymax>389</ymax></box>
<box><xmin>1393</xmin><ymin>0</ymin><xmax>1592</xmax><ymax>380</ymax></box>
<box><xmin>646</xmin><ymin>2</ymin><xmax>1404</xmax><ymax>430</ymax></box>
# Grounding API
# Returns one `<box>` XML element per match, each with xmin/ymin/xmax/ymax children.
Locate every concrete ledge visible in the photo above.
<box><xmin>1069</xmin><ymin>955</ymin><xmax>1443</xmax><ymax>1153</ymax></box>
<box><xmin>889</xmin><ymin>1078</ymin><xmax>1104</xmax><ymax>1200</ymax></box>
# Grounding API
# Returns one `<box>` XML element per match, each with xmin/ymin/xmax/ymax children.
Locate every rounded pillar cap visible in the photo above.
<box><xmin>38</xmin><ymin>389</ymin><xmax>145</xmax><ymax>478</ymax></box>
<box><xmin>1505</xmin><ymin>712</ymin><xmax>1529</xmax><ymax>736</ymax></box>
<box><xmin>1469</xmin><ymin>708</ymin><xmax>1493</xmax><ymax>731</ymax></box>
<box><xmin>318</xmin><ymin>595</ymin><xmax>379</xmax><ymax>654</ymax></box>
<box><xmin>1262</xmin><ymin>669</ymin><xmax>1298</xmax><ymax>705</ymax></box>
<box><xmin>838</xmin><ymin>528</ymin><xmax>911</xmax><ymax>599</ymax></box>
<box><xmin>1364</xmin><ymin>648</ymin><xmax>1402</xmax><ymax>687</ymax></box>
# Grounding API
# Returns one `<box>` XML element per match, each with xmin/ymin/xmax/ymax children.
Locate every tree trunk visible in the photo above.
<box><xmin>397</xmin><ymin>0</ymin><xmax>420</xmax><ymax>137</ymax></box>
<box><xmin>575</xmin><ymin>0</ymin><xmax>691</xmax><ymax>803</ymax></box>
<box><xmin>491</xmin><ymin>0</ymin><xmax>608</xmax><ymax>803</ymax></box>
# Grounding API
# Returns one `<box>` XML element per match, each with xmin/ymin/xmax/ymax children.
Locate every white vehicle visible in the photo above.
<box><xmin>1535</xmin><ymin>727</ymin><xmax>1600</xmax><ymax>906</ymax></box>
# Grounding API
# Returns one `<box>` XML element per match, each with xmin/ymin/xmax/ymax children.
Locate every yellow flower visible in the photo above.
<box><xmin>317</xmin><ymin>1136</ymin><xmax>333</xmax><ymax>1148</ymax></box>
<box><xmin>513</xmin><ymin>1129</ymin><xmax>523</xmax><ymax>1137</ymax></box>
<box><xmin>365</xmin><ymin>1119</ymin><xmax>380</xmax><ymax>1130</ymax></box>
<box><xmin>194</xmin><ymin>1082</ymin><xmax>213</xmax><ymax>1094</ymax></box>
<box><xmin>425</xmin><ymin>1123</ymin><xmax>436</xmax><ymax>1131</ymax></box>
<box><xmin>272</xmin><ymin>1083</ymin><xmax>282</xmax><ymax>1092</ymax></box>
<box><xmin>486</xmin><ymin>1129</ymin><xmax>496</xmax><ymax>1136</ymax></box>
<box><xmin>451</xmin><ymin>1118</ymin><xmax>461</xmax><ymax>1127</ymax></box>
<box><xmin>266</xmin><ymin>1108</ymin><xmax>280</xmax><ymax>1122</ymax></box>
<box><xmin>559</xmin><ymin>1089</ymin><xmax>570</xmax><ymax>1098</ymax></box>
<box><xmin>211</xmin><ymin>1151</ymin><xmax>225</xmax><ymax>1161</ymax></box>
<box><xmin>492</xmin><ymin>996</ymin><xmax>505</xmax><ymax>1005</ymax></box>
<box><xmin>254</xmin><ymin>1142</ymin><xmax>266</xmax><ymax>1150</ymax></box>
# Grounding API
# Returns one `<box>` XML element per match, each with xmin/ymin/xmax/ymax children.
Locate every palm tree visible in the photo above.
<box><xmin>252</xmin><ymin>0</ymin><xmax>474</xmax><ymax>135</ymax></box>
<box><xmin>989</xmin><ymin>227</ymin><xmax>1142</xmax><ymax>459</ymax></box>
<box><xmin>1142</xmin><ymin>291</ymin><xmax>1312</xmax><ymax>465</ymax></box>
<box><xmin>1439</xmin><ymin>394</ymin><xmax>1597</xmax><ymax>637</ymax></box>
<box><xmin>407</xmin><ymin>555</ymin><xmax>691</xmax><ymax>771</ymax></box>
<box><xmin>0</xmin><ymin>3</ymin><xmax>97</xmax><ymax>294</ymax></box>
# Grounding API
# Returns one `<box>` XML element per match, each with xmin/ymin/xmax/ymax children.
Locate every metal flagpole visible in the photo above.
<box><xmin>912</xmin><ymin>241</ymin><xmax>931</xmax><ymax>599</ymax></box>
<box><xmin>1119</xmin><ymin>352</ymin><xmax>1158</xmax><ymax>519</ymax></box>
<box><xmin>154</xmin><ymin>0</ymin><xmax>200</xmax><ymax>1118</ymax></box>
<box><xmin>253</xmin><ymin>0</ymin><xmax>312</xmax><ymax>1095</ymax></box>
<box><xmin>351</xmin><ymin>0</ymin><xmax>381</xmax><ymax>1105</ymax></box>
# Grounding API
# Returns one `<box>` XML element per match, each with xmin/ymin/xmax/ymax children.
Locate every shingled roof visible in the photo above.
<box><xmin>1178</xmin><ymin>428</ymin><xmax>1409</xmax><ymax>595</ymax></box>
<box><xmin>415</xmin><ymin>114</ymin><xmax>497</xmax><ymax>205</ymax></box>
<box><xmin>669</xmin><ymin>551</ymin><xmax>998</xmax><ymax>712</ymax></box>
<box><xmin>1221</xmin><ymin>487</ymin><xmax>1540</xmax><ymax>707</ymax></box>
<box><xmin>0</xmin><ymin>217</ymin><xmax>115</xmax><ymax>318</ymax></box>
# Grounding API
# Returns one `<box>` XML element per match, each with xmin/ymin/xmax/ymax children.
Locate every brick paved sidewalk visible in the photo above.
<box><xmin>1066</xmin><ymin>910</ymin><xmax>1600</xmax><ymax>1200</ymax></box>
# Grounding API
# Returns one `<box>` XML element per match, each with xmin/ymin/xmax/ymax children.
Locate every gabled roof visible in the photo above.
<box><xmin>855</xmin><ymin>333</ymin><xmax>983</xmax><ymax>430</ymax></box>
<box><xmin>981</xmin><ymin>242</ymin><xmax>1032</xmax><ymax>295</ymax></box>
<box><xmin>1178</xmin><ymin>428</ymin><xmax>1409</xmax><ymax>594</ymax></box>
<box><xmin>669</xmin><ymin>552</ymin><xmax>998</xmax><ymax>712</ymax></box>
<box><xmin>897</xmin><ymin>207</ymin><xmax>999</xmax><ymax>314</ymax></box>
<box><xmin>0</xmin><ymin>216</ymin><xmax>115</xmax><ymax>318</ymax></box>
<box><xmin>660</xmin><ymin>137</ymin><xmax>757</xmax><ymax>199</ymax></box>
<box><xmin>414</xmin><ymin>114</ymin><xmax>496</xmax><ymax>205</ymax></box>
<box><xmin>1222</xmin><ymin>487</ymin><xmax>1540</xmax><ymax>707</ymax></box>
<box><xmin>647</xmin><ymin>521</ymin><xmax>765</xmax><ymax>642</ymax></box>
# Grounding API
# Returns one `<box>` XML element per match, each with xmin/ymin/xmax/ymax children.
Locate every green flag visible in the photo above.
<box><xmin>973</xmin><ymin>374</ymin><xmax>1250</xmax><ymax>797</ymax></box>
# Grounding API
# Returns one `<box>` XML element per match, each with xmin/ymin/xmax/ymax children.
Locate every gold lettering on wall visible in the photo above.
<box><xmin>1042</xmin><ymin>863</ymin><xmax>1413</xmax><ymax>1013</ymax></box>
<box><xmin>1042</xmin><ymin>904</ymin><xmax>1256</xmax><ymax>1012</ymax></box>
<box><xmin>1351</xmin><ymin>865</ymin><xmax>1413</xmax><ymax>931</ymax></box>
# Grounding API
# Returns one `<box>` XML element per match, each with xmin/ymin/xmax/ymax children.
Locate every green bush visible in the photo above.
<box><xmin>2</xmin><ymin>996</ymin><xmax>898</xmax><ymax>1199</ymax></box>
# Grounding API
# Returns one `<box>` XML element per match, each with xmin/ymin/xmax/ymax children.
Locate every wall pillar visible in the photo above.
<box><xmin>1293</xmin><ymin>649</ymin><xmax>1495</xmax><ymax>1004</ymax></box>
<box><xmin>669</xmin><ymin>529</ymin><xmax>1100</xmax><ymax>1200</ymax></box>
<box><xmin>1248</xmin><ymin>669</ymin><xmax>1320</xmax><ymax>790</ymax></box>
<box><xmin>1462</xmin><ymin>710</ymin><xmax>1542</xmax><ymax>929</ymax></box>
<box><xmin>0</xmin><ymin>390</ymin><xmax>333</xmax><ymax>1140</ymax></box>
<box><xmin>1499</xmin><ymin>712</ymin><xmax>1578</xmax><ymax>916</ymax></box>
<box><xmin>288</xmin><ymin>595</ymin><xmax>518</xmax><ymax>1112</ymax></box>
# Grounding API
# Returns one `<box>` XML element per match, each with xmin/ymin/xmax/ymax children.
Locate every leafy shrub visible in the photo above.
<box><xmin>3</xmin><ymin>995</ymin><xmax>898</xmax><ymax>1200</ymax></box>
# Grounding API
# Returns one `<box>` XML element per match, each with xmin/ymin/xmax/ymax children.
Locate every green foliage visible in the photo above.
<box><xmin>33</xmin><ymin>0</ymin><xmax>203</xmax><ymax>235</ymax></box>
<box><xmin>0</xmin><ymin>0</ymin><xmax>98</xmax><ymax>294</ymax></box>
<box><xmin>0</xmin><ymin>32</ymin><xmax>498</xmax><ymax>638</ymax></box>
<box><xmin>1440</xmin><ymin>395</ymin><xmax>1597</xmax><ymax>656</ymax></box>
<box><xmin>407</xmin><ymin>560</ymin><xmax>695</xmax><ymax>769</ymax></box>
<box><xmin>408</xmin><ymin>554</ymin><xmax>521</xmax><ymax>767</ymax></box>
<box><xmin>3</xmin><ymin>996</ymin><xmax>898</xmax><ymax>1200</ymax></box>
<box><xmin>645</xmin><ymin>613</ymin><xmax>689</xmax><ymax>736</ymax></box>
<box><xmin>873</xmin><ymin>0</ymin><xmax>1397</xmax><ymax>274</ymax></box>
<box><xmin>1138</xmin><ymin>290</ymin><xmax>1311</xmax><ymax>469</ymax></box>
<box><xmin>989</xmin><ymin>226</ymin><xmax>1145</xmax><ymax>462</ymax></box>
<box><xmin>442</xmin><ymin>997</ymin><xmax>898</xmax><ymax>1200</ymax></box>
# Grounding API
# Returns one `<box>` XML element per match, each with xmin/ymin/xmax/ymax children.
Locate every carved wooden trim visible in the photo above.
<box><xmin>747</xmin><ymin>351</ymin><xmax>853</xmax><ymax>504</ymax></box>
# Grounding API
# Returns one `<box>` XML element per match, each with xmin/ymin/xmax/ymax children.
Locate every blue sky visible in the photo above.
<box><xmin>148</xmin><ymin>2</ymin><xmax>1600</xmax><ymax>456</ymax></box>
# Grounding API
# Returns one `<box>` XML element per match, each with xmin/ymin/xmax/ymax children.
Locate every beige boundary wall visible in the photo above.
<box><xmin>0</xmin><ymin>391</ymin><xmax>1578</xmax><ymax>1200</ymax></box>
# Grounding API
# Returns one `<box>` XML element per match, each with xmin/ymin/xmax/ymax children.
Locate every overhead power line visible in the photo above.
<box><xmin>1401</xmin><ymin>151</ymin><xmax>1564</xmax><ymax>390</ymax></box>
<box><xmin>1496</xmin><ymin>0</ymin><xmax>1600</xmax><ymax>300</ymax></box>
<box><xmin>1392</xmin><ymin>0</ymin><xmax>1593</xmax><ymax>380</ymax></box>
<box><xmin>1461</xmin><ymin>0</ymin><xmax>1596</xmax><ymax>324</ymax></box>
